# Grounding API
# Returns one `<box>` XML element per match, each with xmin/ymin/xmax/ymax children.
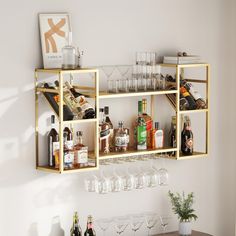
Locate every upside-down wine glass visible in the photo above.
<box><xmin>95</xmin><ymin>218</ymin><xmax>113</xmax><ymax>236</ymax></box>
<box><xmin>145</xmin><ymin>212</ymin><xmax>159</xmax><ymax>236</ymax></box>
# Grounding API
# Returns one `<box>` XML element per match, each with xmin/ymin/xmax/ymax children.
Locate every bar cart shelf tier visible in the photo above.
<box><xmin>35</xmin><ymin>63</ymin><xmax>210</xmax><ymax>174</ymax></box>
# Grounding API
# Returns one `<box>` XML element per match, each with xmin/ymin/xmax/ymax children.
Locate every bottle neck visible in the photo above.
<box><xmin>100</xmin><ymin>111</ymin><xmax>105</xmax><ymax>123</ymax></box>
<box><xmin>51</xmin><ymin>123</ymin><xmax>56</xmax><ymax>129</ymax></box>
<box><xmin>77</xmin><ymin>135</ymin><xmax>83</xmax><ymax>145</ymax></box>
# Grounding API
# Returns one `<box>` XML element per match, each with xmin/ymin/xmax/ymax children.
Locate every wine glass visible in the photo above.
<box><xmin>114</xmin><ymin>216</ymin><xmax>129</xmax><ymax>235</ymax></box>
<box><xmin>159</xmin><ymin>216</ymin><xmax>172</xmax><ymax>233</ymax></box>
<box><xmin>102</xmin><ymin>66</ymin><xmax>115</xmax><ymax>92</ymax></box>
<box><xmin>84</xmin><ymin>175</ymin><xmax>97</xmax><ymax>192</ymax></box>
<box><xmin>117</xmin><ymin>65</ymin><xmax>131</xmax><ymax>80</ymax></box>
<box><xmin>129</xmin><ymin>214</ymin><xmax>144</xmax><ymax>236</ymax></box>
<box><xmin>95</xmin><ymin>218</ymin><xmax>113</xmax><ymax>236</ymax></box>
<box><xmin>144</xmin><ymin>212</ymin><xmax>159</xmax><ymax>236</ymax></box>
<box><xmin>95</xmin><ymin>171</ymin><xmax>111</xmax><ymax>194</ymax></box>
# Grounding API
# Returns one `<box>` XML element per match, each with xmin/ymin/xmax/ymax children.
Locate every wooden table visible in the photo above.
<box><xmin>154</xmin><ymin>230</ymin><xmax>213</xmax><ymax>236</ymax></box>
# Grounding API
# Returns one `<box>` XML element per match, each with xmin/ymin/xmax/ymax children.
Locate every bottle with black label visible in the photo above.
<box><xmin>99</xmin><ymin>108</ymin><xmax>110</xmax><ymax>154</ymax></box>
<box><xmin>180</xmin><ymin>86</ymin><xmax>197</xmax><ymax>110</ymax></box>
<box><xmin>48</xmin><ymin>115</ymin><xmax>59</xmax><ymax>167</ymax></box>
<box><xmin>43</xmin><ymin>83</ymin><xmax>74</xmax><ymax>120</ymax></box>
<box><xmin>181</xmin><ymin>116</ymin><xmax>193</xmax><ymax>155</ymax></box>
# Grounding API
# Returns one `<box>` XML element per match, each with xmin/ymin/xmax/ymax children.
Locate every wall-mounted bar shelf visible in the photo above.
<box><xmin>35</xmin><ymin>63</ymin><xmax>210</xmax><ymax>174</ymax></box>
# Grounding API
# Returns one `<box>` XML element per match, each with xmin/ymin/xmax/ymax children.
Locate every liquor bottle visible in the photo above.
<box><xmin>180</xmin><ymin>87</ymin><xmax>197</xmax><ymax>110</ymax></box>
<box><xmin>48</xmin><ymin>115</ymin><xmax>59</xmax><ymax>167</ymax></box>
<box><xmin>74</xmin><ymin>131</ymin><xmax>88</xmax><ymax>168</ymax></box>
<box><xmin>153</xmin><ymin>122</ymin><xmax>164</xmax><ymax>149</ymax></box>
<box><xmin>180</xmin><ymin>93</ymin><xmax>189</xmax><ymax>110</ymax></box>
<box><xmin>43</xmin><ymin>83</ymin><xmax>74</xmax><ymax>120</ymax></box>
<box><xmin>99</xmin><ymin>108</ymin><xmax>110</xmax><ymax>153</ymax></box>
<box><xmin>84</xmin><ymin>215</ymin><xmax>96</xmax><ymax>236</ymax></box>
<box><xmin>104</xmin><ymin>106</ymin><xmax>114</xmax><ymax>151</ymax></box>
<box><xmin>62</xmin><ymin>32</ymin><xmax>77</xmax><ymax>70</ymax></box>
<box><xmin>70</xmin><ymin>212</ymin><xmax>82</xmax><ymax>236</ymax></box>
<box><xmin>135</xmin><ymin>100</ymin><xmax>147</xmax><ymax>150</ymax></box>
<box><xmin>114</xmin><ymin>121</ymin><xmax>129</xmax><ymax>152</ymax></box>
<box><xmin>63</xmin><ymin>132</ymin><xmax>74</xmax><ymax>169</ymax></box>
<box><xmin>181</xmin><ymin>116</ymin><xmax>193</xmax><ymax>155</ymax></box>
<box><xmin>54</xmin><ymin>81</ymin><xmax>82</xmax><ymax>119</ymax></box>
<box><xmin>141</xmin><ymin>98</ymin><xmax>153</xmax><ymax>148</ymax></box>
<box><xmin>182</xmin><ymin>80</ymin><xmax>207</xmax><ymax>109</ymax></box>
<box><xmin>65</xmin><ymin>81</ymin><xmax>95</xmax><ymax>119</ymax></box>
<box><xmin>170</xmin><ymin>116</ymin><xmax>177</xmax><ymax>148</ymax></box>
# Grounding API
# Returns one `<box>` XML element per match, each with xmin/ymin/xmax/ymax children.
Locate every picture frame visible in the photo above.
<box><xmin>39</xmin><ymin>13</ymin><xmax>71</xmax><ymax>69</ymax></box>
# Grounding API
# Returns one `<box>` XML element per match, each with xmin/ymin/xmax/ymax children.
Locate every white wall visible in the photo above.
<box><xmin>0</xmin><ymin>0</ymin><xmax>235</xmax><ymax>236</ymax></box>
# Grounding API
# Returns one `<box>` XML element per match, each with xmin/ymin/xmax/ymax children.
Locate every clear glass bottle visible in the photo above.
<box><xmin>74</xmin><ymin>131</ymin><xmax>88</xmax><ymax>168</ymax></box>
<box><xmin>114</xmin><ymin>121</ymin><xmax>129</xmax><ymax>152</ymax></box>
<box><xmin>62</xmin><ymin>32</ymin><xmax>77</xmax><ymax>70</ymax></box>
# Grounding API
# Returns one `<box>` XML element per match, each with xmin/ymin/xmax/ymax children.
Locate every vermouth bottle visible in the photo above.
<box><xmin>43</xmin><ymin>83</ymin><xmax>74</xmax><ymax>120</ymax></box>
<box><xmin>99</xmin><ymin>108</ymin><xmax>110</xmax><ymax>153</ymax></box>
<box><xmin>84</xmin><ymin>215</ymin><xmax>96</xmax><ymax>236</ymax></box>
<box><xmin>48</xmin><ymin>115</ymin><xmax>59</xmax><ymax>167</ymax></box>
<box><xmin>70</xmin><ymin>212</ymin><xmax>82</xmax><ymax>236</ymax></box>
<box><xmin>181</xmin><ymin>116</ymin><xmax>193</xmax><ymax>155</ymax></box>
<box><xmin>65</xmin><ymin>81</ymin><xmax>95</xmax><ymax>119</ymax></box>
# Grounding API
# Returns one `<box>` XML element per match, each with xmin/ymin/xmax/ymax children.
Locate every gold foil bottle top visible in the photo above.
<box><xmin>87</xmin><ymin>215</ymin><xmax>93</xmax><ymax>223</ymax></box>
<box><xmin>142</xmin><ymin>98</ymin><xmax>147</xmax><ymax>113</ymax></box>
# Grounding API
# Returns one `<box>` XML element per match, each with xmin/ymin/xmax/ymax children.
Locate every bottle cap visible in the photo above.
<box><xmin>118</xmin><ymin>121</ymin><xmax>124</xmax><ymax>127</ymax></box>
<box><xmin>51</xmin><ymin>115</ymin><xmax>55</xmax><ymax>124</ymax></box>
<box><xmin>104</xmin><ymin>106</ymin><xmax>109</xmax><ymax>115</ymax></box>
<box><xmin>54</xmin><ymin>80</ymin><xmax>59</xmax><ymax>87</ymax></box>
<box><xmin>99</xmin><ymin>108</ymin><xmax>104</xmax><ymax>112</ymax></box>
<box><xmin>155</xmin><ymin>122</ymin><xmax>159</xmax><ymax>129</ymax></box>
<box><xmin>142</xmin><ymin>98</ymin><xmax>147</xmax><ymax>104</ymax></box>
<box><xmin>76</xmin><ymin>131</ymin><xmax>83</xmax><ymax>137</ymax></box>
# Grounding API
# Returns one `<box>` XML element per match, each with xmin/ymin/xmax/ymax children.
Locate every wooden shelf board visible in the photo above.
<box><xmin>35</xmin><ymin>68</ymin><xmax>98</xmax><ymax>74</ymax></box>
<box><xmin>178</xmin><ymin>151</ymin><xmax>208</xmax><ymax>160</ymax></box>
<box><xmin>179</xmin><ymin>109</ymin><xmax>208</xmax><ymax>114</ymax></box>
<box><xmin>159</xmin><ymin>63</ymin><xmax>209</xmax><ymax>68</ymax></box>
<box><xmin>99</xmin><ymin>147</ymin><xmax>177</xmax><ymax>160</ymax></box>
<box><xmin>99</xmin><ymin>90</ymin><xmax>178</xmax><ymax>99</ymax></box>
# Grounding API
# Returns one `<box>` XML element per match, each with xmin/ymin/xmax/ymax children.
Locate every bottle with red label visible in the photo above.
<box><xmin>181</xmin><ymin>116</ymin><xmax>193</xmax><ymax>155</ymax></box>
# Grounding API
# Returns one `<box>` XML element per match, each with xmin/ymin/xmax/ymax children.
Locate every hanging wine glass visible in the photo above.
<box><xmin>144</xmin><ymin>212</ymin><xmax>159</xmax><ymax>236</ymax></box>
<box><xmin>95</xmin><ymin>218</ymin><xmax>113</xmax><ymax>236</ymax></box>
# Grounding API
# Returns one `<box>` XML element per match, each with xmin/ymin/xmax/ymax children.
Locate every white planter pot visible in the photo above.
<box><xmin>179</xmin><ymin>221</ymin><xmax>192</xmax><ymax>235</ymax></box>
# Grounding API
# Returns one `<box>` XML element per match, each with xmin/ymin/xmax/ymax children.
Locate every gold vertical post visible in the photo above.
<box><xmin>150</xmin><ymin>95</ymin><xmax>154</xmax><ymax>119</ymax></box>
<box><xmin>206</xmin><ymin>65</ymin><xmax>210</xmax><ymax>154</ymax></box>
<box><xmin>176</xmin><ymin>65</ymin><xmax>180</xmax><ymax>159</ymax></box>
<box><xmin>59</xmin><ymin>72</ymin><xmax>64</xmax><ymax>173</ymax></box>
<box><xmin>95</xmin><ymin>70</ymin><xmax>99</xmax><ymax>168</ymax></box>
<box><xmin>35</xmin><ymin>70</ymin><xmax>39</xmax><ymax>169</ymax></box>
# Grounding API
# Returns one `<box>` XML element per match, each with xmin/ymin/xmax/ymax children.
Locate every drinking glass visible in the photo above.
<box><xmin>114</xmin><ymin>216</ymin><xmax>129</xmax><ymax>235</ymax></box>
<box><xmin>95</xmin><ymin>171</ymin><xmax>111</xmax><ymax>194</ymax></box>
<box><xmin>84</xmin><ymin>175</ymin><xmax>96</xmax><ymax>192</ymax></box>
<box><xmin>159</xmin><ymin>216</ymin><xmax>172</xmax><ymax>233</ymax></box>
<box><xmin>110</xmin><ymin>170</ymin><xmax>123</xmax><ymax>192</ymax></box>
<box><xmin>95</xmin><ymin>218</ymin><xmax>113</xmax><ymax>236</ymax></box>
<box><xmin>134</xmin><ymin>168</ymin><xmax>146</xmax><ymax>189</ymax></box>
<box><xmin>145</xmin><ymin>212</ymin><xmax>159</xmax><ymax>236</ymax></box>
<box><xmin>121</xmin><ymin>168</ymin><xmax>135</xmax><ymax>191</ymax></box>
<box><xmin>150</xmin><ymin>52</ymin><xmax>156</xmax><ymax>65</ymax></box>
<box><xmin>145</xmin><ymin>167</ymin><xmax>158</xmax><ymax>188</ymax></box>
<box><xmin>130</xmin><ymin>214</ymin><xmax>144</xmax><ymax>236</ymax></box>
<box><xmin>157</xmin><ymin>168</ymin><xmax>169</xmax><ymax>186</ymax></box>
<box><xmin>108</xmin><ymin>80</ymin><xmax>113</xmax><ymax>93</ymax></box>
<box><xmin>119</xmin><ymin>79</ymin><xmax>129</xmax><ymax>93</ymax></box>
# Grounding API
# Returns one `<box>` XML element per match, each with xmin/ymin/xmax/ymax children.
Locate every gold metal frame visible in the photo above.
<box><xmin>35</xmin><ymin>63</ymin><xmax>210</xmax><ymax>174</ymax></box>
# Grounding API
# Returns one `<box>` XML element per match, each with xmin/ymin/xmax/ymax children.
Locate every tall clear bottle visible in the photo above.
<box><xmin>48</xmin><ymin>115</ymin><xmax>59</xmax><ymax>167</ymax></box>
<box><xmin>114</xmin><ymin>121</ymin><xmax>129</xmax><ymax>152</ymax></box>
<box><xmin>84</xmin><ymin>215</ymin><xmax>96</xmax><ymax>236</ymax></box>
<box><xmin>99</xmin><ymin>108</ymin><xmax>110</xmax><ymax>153</ymax></box>
<box><xmin>62</xmin><ymin>32</ymin><xmax>77</xmax><ymax>69</ymax></box>
<box><xmin>70</xmin><ymin>212</ymin><xmax>82</xmax><ymax>236</ymax></box>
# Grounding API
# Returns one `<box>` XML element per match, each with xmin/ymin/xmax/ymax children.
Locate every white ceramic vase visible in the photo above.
<box><xmin>179</xmin><ymin>221</ymin><xmax>192</xmax><ymax>235</ymax></box>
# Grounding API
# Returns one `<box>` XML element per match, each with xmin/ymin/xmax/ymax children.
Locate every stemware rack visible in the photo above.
<box><xmin>35</xmin><ymin>63</ymin><xmax>210</xmax><ymax>174</ymax></box>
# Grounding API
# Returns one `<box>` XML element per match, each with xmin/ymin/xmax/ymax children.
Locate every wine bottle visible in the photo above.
<box><xmin>48</xmin><ymin>115</ymin><xmax>59</xmax><ymax>167</ymax></box>
<box><xmin>84</xmin><ymin>215</ymin><xmax>96</xmax><ymax>236</ymax></box>
<box><xmin>180</xmin><ymin>87</ymin><xmax>197</xmax><ymax>110</ymax></box>
<box><xmin>70</xmin><ymin>212</ymin><xmax>82</xmax><ymax>236</ymax></box>
<box><xmin>181</xmin><ymin>116</ymin><xmax>193</xmax><ymax>155</ymax></box>
<box><xmin>43</xmin><ymin>83</ymin><xmax>74</xmax><ymax>120</ymax></box>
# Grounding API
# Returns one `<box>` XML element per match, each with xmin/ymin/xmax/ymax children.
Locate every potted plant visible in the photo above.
<box><xmin>168</xmin><ymin>191</ymin><xmax>198</xmax><ymax>235</ymax></box>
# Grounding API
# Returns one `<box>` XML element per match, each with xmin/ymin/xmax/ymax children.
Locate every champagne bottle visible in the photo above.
<box><xmin>84</xmin><ymin>215</ymin><xmax>96</xmax><ymax>236</ymax></box>
<box><xmin>70</xmin><ymin>212</ymin><xmax>82</xmax><ymax>236</ymax></box>
<box><xmin>181</xmin><ymin>116</ymin><xmax>193</xmax><ymax>155</ymax></box>
<box><xmin>43</xmin><ymin>83</ymin><xmax>74</xmax><ymax>120</ymax></box>
<box><xmin>180</xmin><ymin>87</ymin><xmax>197</xmax><ymax>110</ymax></box>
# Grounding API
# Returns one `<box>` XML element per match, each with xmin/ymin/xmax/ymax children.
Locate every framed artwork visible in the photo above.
<box><xmin>39</xmin><ymin>13</ymin><xmax>71</xmax><ymax>69</ymax></box>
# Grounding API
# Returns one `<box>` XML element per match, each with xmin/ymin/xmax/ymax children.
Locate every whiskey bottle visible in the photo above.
<box><xmin>99</xmin><ymin>108</ymin><xmax>110</xmax><ymax>153</ymax></box>
<box><xmin>135</xmin><ymin>100</ymin><xmax>147</xmax><ymax>150</ymax></box>
<box><xmin>84</xmin><ymin>215</ymin><xmax>96</xmax><ymax>236</ymax></box>
<box><xmin>114</xmin><ymin>121</ymin><xmax>129</xmax><ymax>152</ymax></box>
<box><xmin>63</xmin><ymin>132</ymin><xmax>74</xmax><ymax>169</ymax></box>
<box><xmin>141</xmin><ymin>98</ymin><xmax>153</xmax><ymax>148</ymax></box>
<box><xmin>104</xmin><ymin>106</ymin><xmax>114</xmax><ymax>151</ymax></box>
<box><xmin>65</xmin><ymin>82</ymin><xmax>95</xmax><ymax>119</ymax></box>
<box><xmin>70</xmin><ymin>212</ymin><xmax>82</xmax><ymax>236</ymax></box>
<box><xmin>48</xmin><ymin>115</ymin><xmax>59</xmax><ymax>167</ymax></box>
<box><xmin>181</xmin><ymin>116</ymin><xmax>193</xmax><ymax>155</ymax></box>
<box><xmin>54</xmin><ymin>81</ymin><xmax>82</xmax><ymax>119</ymax></box>
<box><xmin>43</xmin><ymin>83</ymin><xmax>74</xmax><ymax>120</ymax></box>
<box><xmin>74</xmin><ymin>131</ymin><xmax>88</xmax><ymax>168</ymax></box>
